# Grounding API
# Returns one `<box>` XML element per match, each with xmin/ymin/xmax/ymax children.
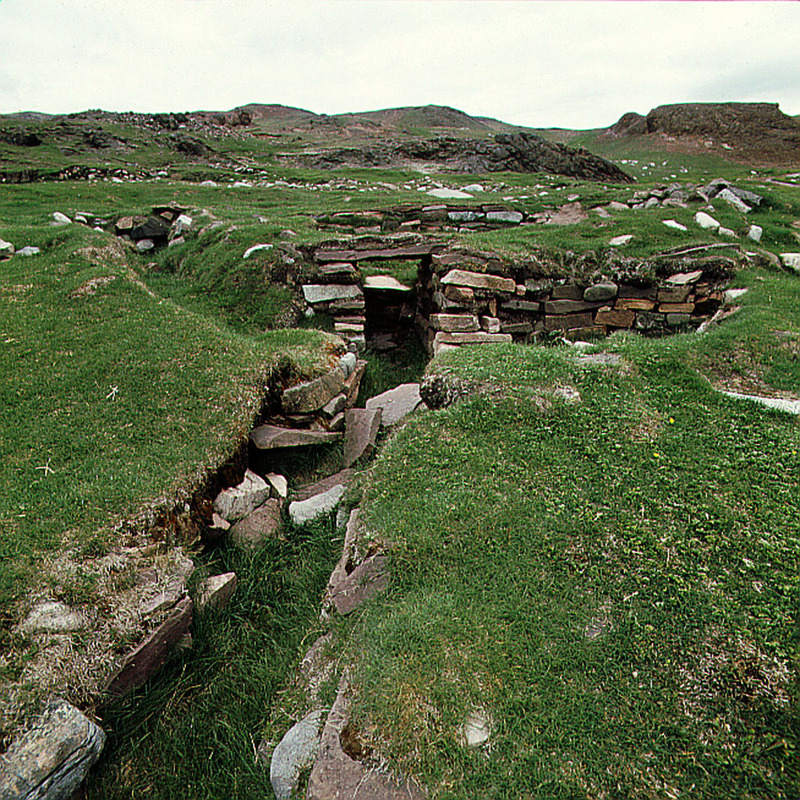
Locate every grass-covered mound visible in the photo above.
<box><xmin>349</xmin><ymin>270</ymin><xmax>800</xmax><ymax>798</ymax></box>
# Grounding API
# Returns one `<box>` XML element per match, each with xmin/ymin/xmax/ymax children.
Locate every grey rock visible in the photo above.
<box><xmin>723</xmin><ymin>287</ymin><xmax>749</xmax><ymax>304</ymax></box>
<box><xmin>167</xmin><ymin>236</ymin><xmax>185</xmax><ymax>248</ymax></box>
<box><xmin>344</xmin><ymin>408</ymin><xmax>381</xmax><ymax>467</ymax></box>
<box><xmin>694</xmin><ymin>211</ymin><xmax>720</xmax><ymax>229</ymax></box>
<box><xmin>447</xmin><ymin>210</ymin><xmax>483</xmax><ymax>223</ymax></box>
<box><xmin>583</xmin><ymin>282</ymin><xmax>618</xmax><ymax>302</ymax></box>
<box><xmin>173</xmin><ymin>214</ymin><xmax>193</xmax><ymax>236</ymax></box>
<box><xmin>643</xmin><ymin>197</ymin><xmax>660</xmax><ymax>209</ymax></box>
<box><xmin>16</xmin><ymin>246</ymin><xmax>41</xmax><ymax>256</ymax></box>
<box><xmin>229</xmin><ymin>499</ymin><xmax>282</xmax><ymax>547</ymax></box>
<box><xmin>501</xmin><ymin>299</ymin><xmax>540</xmax><ymax>313</ymax></box>
<box><xmin>721</xmin><ymin>391</ymin><xmax>800</xmax><ymax>415</ymax></box>
<box><xmin>18</xmin><ymin>602</ymin><xmax>86</xmax><ymax>635</ymax></box>
<box><xmin>289</xmin><ymin>485</ymin><xmax>346</xmax><ymax>526</ymax></box>
<box><xmin>243</xmin><ymin>243</ymin><xmax>273</xmax><ymax>259</ymax></box>
<box><xmin>0</xmin><ymin>238</ymin><xmax>14</xmax><ymax>256</ymax></box>
<box><xmin>266</xmin><ymin>472</ymin><xmax>289</xmax><ymax>499</ymax></box>
<box><xmin>199</xmin><ymin>180</ymin><xmax>218</xmax><ymax>187</ymax></box>
<box><xmin>0</xmin><ymin>699</ymin><xmax>105</xmax><ymax>800</ymax></box>
<box><xmin>747</xmin><ymin>225</ymin><xmax>763</xmax><ymax>242</ymax></box>
<box><xmin>282</xmin><ymin>369</ymin><xmax>345</xmax><ymax>414</ymax></box>
<box><xmin>136</xmin><ymin>238</ymin><xmax>155</xmax><ymax>253</ymax></box>
<box><xmin>213</xmin><ymin>469</ymin><xmax>270</xmax><ymax>522</ymax></box>
<box><xmin>780</xmin><ymin>253</ymin><xmax>800</xmax><ymax>273</ymax></box>
<box><xmin>270</xmin><ymin>711</ymin><xmax>326</xmax><ymax>800</ymax></box>
<box><xmin>440</xmin><ymin>269</ymin><xmax>516</xmax><ymax>293</ymax></box>
<box><xmin>51</xmin><ymin>212</ymin><xmax>71</xmax><ymax>226</ymax></box>
<box><xmin>717</xmin><ymin>188</ymin><xmax>751</xmax><ymax>213</ymax></box>
<box><xmin>608</xmin><ymin>234</ymin><xmax>633</xmax><ymax>246</ymax></box>
<box><xmin>433</xmin><ymin>331</ymin><xmax>513</xmax><ymax>346</ymax></box>
<box><xmin>339</xmin><ymin>352</ymin><xmax>357</xmax><ymax>377</ymax></box>
<box><xmin>365</xmin><ymin>383</ymin><xmax>423</xmax><ymax>427</ymax></box>
<box><xmin>251</xmin><ymin>425</ymin><xmax>343</xmax><ymax>450</ymax></box>
<box><xmin>486</xmin><ymin>210</ymin><xmax>523</xmax><ymax>224</ymax></box>
<box><xmin>459</xmin><ymin>709</ymin><xmax>492</xmax><ymax>748</ymax></box>
<box><xmin>294</xmin><ymin>470</ymin><xmax>354</xmax><ymax>503</ymax></box>
<box><xmin>363</xmin><ymin>275</ymin><xmax>412</xmax><ymax>292</ymax></box>
<box><xmin>718</xmin><ymin>226</ymin><xmax>738</xmax><ymax>238</ymax></box>
<box><xmin>427</xmin><ymin>188</ymin><xmax>473</xmax><ymax>199</ymax></box>
<box><xmin>329</xmin><ymin>554</ymin><xmax>389</xmax><ymax>615</ymax></box>
<box><xmin>428</xmin><ymin>313</ymin><xmax>479</xmax><ymax>332</ymax></box>
<box><xmin>480</xmin><ymin>316</ymin><xmax>501</xmax><ymax>334</ymax></box>
<box><xmin>322</xmin><ymin>393</ymin><xmax>347</xmax><ymax>418</ymax></box>
<box><xmin>665</xmin><ymin>270</ymin><xmax>703</xmax><ymax>285</ymax></box>
<box><xmin>302</xmin><ymin>284</ymin><xmax>363</xmax><ymax>305</ymax></box>
<box><xmin>729</xmin><ymin>186</ymin><xmax>763</xmax><ymax>207</ymax></box>
<box><xmin>196</xmin><ymin>572</ymin><xmax>237</xmax><ymax>612</ymax></box>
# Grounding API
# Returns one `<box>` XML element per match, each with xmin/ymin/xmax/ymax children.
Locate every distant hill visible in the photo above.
<box><xmin>603</xmin><ymin>102</ymin><xmax>800</xmax><ymax>165</ymax></box>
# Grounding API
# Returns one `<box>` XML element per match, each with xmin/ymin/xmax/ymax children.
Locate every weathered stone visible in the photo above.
<box><xmin>459</xmin><ymin>710</ymin><xmax>492</xmax><ymax>748</ymax></box>
<box><xmin>500</xmin><ymin>299</ymin><xmax>540</xmax><ymax>313</ymax></box>
<box><xmin>213</xmin><ymin>469</ymin><xmax>270</xmax><ymax>522</ymax></box>
<box><xmin>747</xmin><ymin>225</ymin><xmax>763</xmax><ymax>242</ymax></box>
<box><xmin>662</xmin><ymin>219</ymin><xmax>688</xmax><ymax>231</ymax></box>
<box><xmin>433</xmin><ymin>331</ymin><xmax>513</xmax><ymax>346</ymax></box>
<box><xmin>448</xmin><ymin>210</ymin><xmax>483</xmax><ymax>223</ymax></box>
<box><xmin>486</xmin><ymin>210</ymin><xmax>523</xmax><ymax>224</ymax></box>
<box><xmin>634</xmin><ymin>311</ymin><xmax>667</xmax><ymax>331</ymax></box>
<box><xmin>342</xmin><ymin>360</ymin><xmax>367</xmax><ymax>408</ymax></box>
<box><xmin>694</xmin><ymin>211</ymin><xmax>720</xmax><ymax>229</ymax></box>
<box><xmin>543</xmin><ymin>312</ymin><xmax>594</xmax><ymax>332</ymax></box>
<box><xmin>723</xmin><ymin>287</ymin><xmax>749</xmax><ymax>304</ymax></box>
<box><xmin>583</xmin><ymin>282</ymin><xmax>618</xmax><ymax>302</ymax></box>
<box><xmin>551</xmin><ymin>284</ymin><xmax>584</xmax><ymax>300</ymax></box>
<box><xmin>427</xmin><ymin>188</ymin><xmax>473</xmax><ymax>199</ymax></box>
<box><xmin>440</xmin><ymin>269</ymin><xmax>515</xmax><ymax>293</ymax></box>
<box><xmin>196</xmin><ymin>572</ymin><xmax>237</xmax><ymax>612</ymax></box>
<box><xmin>609</xmin><ymin>234</ymin><xmax>633</xmax><ymax>246</ymax></box>
<box><xmin>107</xmin><ymin>598</ymin><xmax>193</xmax><ymax>697</ymax></box>
<box><xmin>366</xmin><ymin>383</ymin><xmax>423</xmax><ymax>427</ymax></box>
<box><xmin>294</xmin><ymin>470</ymin><xmax>354</xmax><ymax>503</ymax></box>
<box><xmin>51</xmin><ymin>211</ymin><xmax>71</xmax><ymax>226</ymax></box>
<box><xmin>344</xmin><ymin>408</ymin><xmax>382</xmax><ymax>467</ymax></box>
<box><xmin>270</xmin><ymin>710</ymin><xmax>326</xmax><ymax>800</ymax></box>
<box><xmin>618</xmin><ymin>284</ymin><xmax>656</xmax><ymax>300</ymax></box>
<box><xmin>666</xmin><ymin>313</ymin><xmax>692</xmax><ymax>326</ymax></box>
<box><xmin>136</xmin><ymin>238</ymin><xmax>155</xmax><ymax>253</ymax></box>
<box><xmin>173</xmin><ymin>214</ymin><xmax>193</xmax><ymax>236</ymax></box>
<box><xmin>18</xmin><ymin>602</ymin><xmax>86</xmax><ymax>635</ymax></box>
<box><xmin>0</xmin><ymin>238</ymin><xmax>14</xmax><ymax>257</ymax></box>
<box><xmin>302</xmin><ymin>284</ymin><xmax>363</xmax><ymax>305</ymax></box>
<box><xmin>319</xmin><ymin>262</ymin><xmax>356</xmax><ymax>278</ymax></box>
<box><xmin>289</xmin><ymin>485</ymin><xmax>346</xmax><ymax>526</ymax></box>
<box><xmin>328</xmin><ymin>297</ymin><xmax>365</xmax><ymax>313</ymax></box>
<box><xmin>717</xmin><ymin>188</ymin><xmax>751</xmax><ymax>213</ymax></box>
<box><xmin>316</xmin><ymin>245</ymin><xmax>434</xmax><ymax>263</ymax></box>
<box><xmin>138</xmin><ymin>554</ymin><xmax>194</xmax><ymax>618</ymax></box>
<box><xmin>720</xmin><ymin>390</ymin><xmax>800</xmax><ymax>415</ymax></box>
<box><xmin>607</xmin><ymin>201</ymin><xmax>630</xmax><ymax>211</ymax></box>
<box><xmin>718</xmin><ymin>226</ymin><xmax>738</xmax><ymax>238</ymax></box>
<box><xmin>282</xmin><ymin>370</ymin><xmax>345</xmax><ymax>414</ymax></box>
<box><xmin>780</xmin><ymin>253</ymin><xmax>800</xmax><ymax>273</ymax></box>
<box><xmin>131</xmin><ymin>215</ymin><xmax>169</xmax><ymax>241</ymax></box>
<box><xmin>443</xmin><ymin>284</ymin><xmax>475</xmax><ymax>305</ymax></box>
<box><xmin>615</xmin><ymin>298</ymin><xmax>655</xmax><ymax>311</ymax></box>
<box><xmin>546</xmin><ymin>202</ymin><xmax>588</xmax><ymax>226</ymax></box>
<box><xmin>363</xmin><ymin>275</ymin><xmax>412</xmax><ymax>292</ymax></box>
<box><xmin>657</xmin><ymin>285</ymin><xmax>691</xmax><ymax>303</ymax></box>
<box><xmin>594</xmin><ymin>307</ymin><xmax>635</xmax><ymax>327</ymax></box>
<box><xmin>0</xmin><ymin>700</ymin><xmax>105</xmax><ymax>800</ymax></box>
<box><xmin>167</xmin><ymin>236</ymin><xmax>185</xmax><ymax>248</ymax></box>
<box><xmin>307</xmin><ymin>681</ymin><xmax>424</xmax><ymax>800</ymax></box>
<box><xmin>229</xmin><ymin>499</ymin><xmax>282</xmax><ymax>547</ymax></box>
<box><xmin>243</xmin><ymin>243</ymin><xmax>273</xmax><ymax>259</ymax></box>
<box><xmin>329</xmin><ymin>555</ymin><xmax>389</xmax><ymax>616</ymax></box>
<box><xmin>544</xmin><ymin>299</ymin><xmax>601</xmax><ymax>315</ymax></box>
<box><xmin>428</xmin><ymin>313</ymin><xmax>479</xmax><ymax>332</ymax></box>
<box><xmin>15</xmin><ymin>246</ymin><xmax>41</xmax><ymax>257</ymax></box>
<box><xmin>115</xmin><ymin>216</ymin><xmax>134</xmax><ymax>232</ymax></box>
<box><xmin>266</xmin><ymin>473</ymin><xmax>289</xmax><ymax>499</ymax></box>
<box><xmin>500</xmin><ymin>321</ymin><xmax>534</xmax><ymax>335</ymax></box>
<box><xmin>480</xmin><ymin>316</ymin><xmax>501</xmax><ymax>334</ymax></box>
<box><xmin>665</xmin><ymin>270</ymin><xmax>703</xmax><ymax>285</ymax></box>
<box><xmin>658</xmin><ymin>302</ymin><xmax>695</xmax><ymax>314</ymax></box>
<box><xmin>321</xmin><ymin>393</ymin><xmax>347</xmax><ymax>418</ymax></box>
<box><xmin>251</xmin><ymin>425</ymin><xmax>342</xmax><ymax>450</ymax></box>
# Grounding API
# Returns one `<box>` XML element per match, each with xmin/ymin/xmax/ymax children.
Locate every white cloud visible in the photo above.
<box><xmin>0</xmin><ymin>0</ymin><xmax>798</xmax><ymax>127</ymax></box>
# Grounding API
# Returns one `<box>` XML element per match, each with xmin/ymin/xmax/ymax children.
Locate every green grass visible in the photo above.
<box><xmin>346</xmin><ymin>274</ymin><xmax>800</xmax><ymax>798</ymax></box>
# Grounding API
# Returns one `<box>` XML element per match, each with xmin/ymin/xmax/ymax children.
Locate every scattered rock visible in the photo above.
<box><xmin>365</xmin><ymin>383</ymin><xmax>423</xmax><ymax>427</ymax></box>
<box><xmin>694</xmin><ymin>211</ymin><xmax>720</xmax><ymax>229</ymax></box>
<box><xmin>583</xmin><ymin>282</ymin><xmax>618</xmax><ymax>302</ymax></box>
<box><xmin>16</xmin><ymin>245</ymin><xmax>41</xmax><ymax>256</ymax></box>
<box><xmin>243</xmin><ymin>243</ymin><xmax>273</xmax><ymax>259</ymax></box>
<box><xmin>459</xmin><ymin>709</ymin><xmax>492</xmax><ymax>748</ymax></box>
<box><xmin>662</xmin><ymin>219</ymin><xmax>688</xmax><ymax>231</ymax></box>
<box><xmin>328</xmin><ymin>554</ymin><xmax>389</xmax><ymax>616</ymax></box>
<box><xmin>136</xmin><ymin>238</ymin><xmax>155</xmax><ymax>253</ymax></box>
<box><xmin>266</xmin><ymin>472</ymin><xmax>289</xmax><ymax>500</ymax></box>
<box><xmin>723</xmin><ymin>287</ymin><xmax>749</xmax><ymax>304</ymax></box>
<box><xmin>107</xmin><ymin>598</ymin><xmax>193</xmax><ymax>697</ymax></box>
<box><xmin>270</xmin><ymin>710</ymin><xmax>327</xmax><ymax>800</ymax></box>
<box><xmin>427</xmin><ymin>188</ymin><xmax>474</xmax><ymax>199</ymax></box>
<box><xmin>779</xmin><ymin>253</ymin><xmax>800</xmax><ymax>273</ymax></box>
<box><xmin>609</xmin><ymin>234</ymin><xmax>633</xmax><ymax>246</ymax></box>
<box><xmin>344</xmin><ymin>408</ymin><xmax>382</xmax><ymax>467</ymax></box>
<box><xmin>717</xmin><ymin>187</ymin><xmax>751</xmax><ymax>213</ymax></box>
<box><xmin>721</xmin><ymin>390</ymin><xmax>800</xmax><ymax>415</ymax></box>
<box><xmin>363</xmin><ymin>275</ymin><xmax>413</xmax><ymax>292</ymax></box>
<box><xmin>229</xmin><ymin>499</ymin><xmax>282</xmax><ymax>547</ymax></box>
<box><xmin>666</xmin><ymin>270</ymin><xmax>703</xmax><ymax>285</ymax></box>
<box><xmin>294</xmin><ymin>470</ymin><xmax>354</xmax><ymax>503</ymax></box>
<box><xmin>213</xmin><ymin>469</ymin><xmax>270</xmax><ymax>522</ymax></box>
<box><xmin>18</xmin><ymin>601</ymin><xmax>87</xmax><ymax>634</ymax></box>
<box><xmin>302</xmin><ymin>284</ymin><xmax>363</xmax><ymax>305</ymax></box>
<box><xmin>289</xmin><ymin>484</ymin><xmax>347</xmax><ymax>526</ymax></box>
<box><xmin>51</xmin><ymin>211</ymin><xmax>71</xmax><ymax>226</ymax></box>
<box><xmin>282</xmin><ymin>369</ymin><xmax>345</xmax><ymax>415</ymax></box>
<box><xmin>0</xmin><ymin>699</ymin><xmax>106</xmax><ymax>800</ymax></box>
<box><xmin>718</xmin><ymin>226</ymin><xmax>738</xmax><ymax>238</ymax></box>
<box><xmin>250</xmin><ymin>425</ymin><xmax>342</xmax><ymax>450</ymax></box>
<box><xmin>546</xmin><ymin>202</ymin><xmax>588</xmax><ymax>226</ymax></box>
<box><xmin>0</xmin><ymin>238</ymin><xmax>14</xmax><ymax>256</ymax></box>
<box><xmin>199</xmin><ymin>180</ymin><xmax>218</xmax><ymax>187</ymax></box>
<box><xmin>747</xmin><ymin>225</ymin><xmax>763</xmax><ymax>242</ymax></box>
<box><xmin>196</xmin><ymin>572</ymin><xmax>237</xmax><ymax>612</ymax></box>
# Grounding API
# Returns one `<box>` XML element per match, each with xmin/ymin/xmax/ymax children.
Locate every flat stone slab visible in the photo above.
<box><xmin>544</xmin><ymin>299</ymin><xmax>601</xmax><ymax>315</ymax></box>
<box><xmin>365</xmin><ymin>383</ymin><xmax>423</xmax><ymax>427</ymax></box>
<box><xmin>294</xmin><ymin>469</ymin><xmax>354</xmax><ymax>503</ymax></box>
<box><xmin>440</xmin><ymin>269</ymin><xmax>516</xmax><ymax>293</ymax></box>
<box><xmin>429</xmin><ymin>313</ymin><xmax>479</xmax><ymax>332</ymax></box>
<box><xmin>433</xmin><ymin>331</ymin><xmax>513</xmax><ymax>346</ymax></box>
<box><xmin>609</xmin><ymin>234</ymin><xmax>633</xmax><ymax>246</ymax></box>
<box><xmin>363</xmin><ymin>275</ymin><xmax>413</xmax><ymax>291</ymax></box>
<box><xmin>229</xmin><ymin>499</ymin><xmax>282</xmax><ymax>547</ymax></box>
<box><xmin>546</xmin><ymin>202</ymin><xmax>588</xmax><ymax>226</ymax></box>
<box><xmin>302</xmin><ymin>284</ymin><xmax>363</xmax><ymax>304</ymax></box>
<box><xmin>427</xmin><ymin>187</ymin><xmax>473</xmax><ymax>199</ymax></box>
<box><xmin>196</xmin><ymin>572</ymin><xmax>237</xmax><ymax>612</ymax></box>
<box><xmin>329</xmin><ymin>554</ymin><xmax>389</xmax><ymax>615</ymax></box>
<box><xmin>270</xmin><ymin>710</ymin><xmax>326</xmax><ymax>800</ymax></box>
<box><xmin>213</xmin><ymin>469</ymin><xmax>269</xmax><ymax>522</ymax></box>
<box><xmin>721</xmin><ymin>391</ymin><xmax>800</xmax><ymax>415</ymax></box>
<box><xmin>307</xmin><ymin>681</ymin><xmax>424</xmax><ymax>800</ymax></box>
<box><xmin>344</xmin><ymin>408</ymin><xmax>382</xmax><ymax>467</ymax></box>
<box><xmin>107</xmin><ymin>598</ymin><xmax>193</xmax><ymax>697</ymax></box>
<box><xmin>289</xmin><ymin>484</ymin><xmax>347</xmax><ymax>526</ymax></box>
<box><xmin>0</xmin><ymin>699</ymin><xmax>106</xmax><ymax>800</ymax></box>
<box><xmin>250</xmin><ymin>425</ymin><xmax>342</xmax><ymax>450</ymax></box>
<box><xmin>282</xmin><ymin>369</ymin><xmax>345</xmax><ymax>414</ymax></box>
<box><xmin>780</xmin><ymin>253</ymin><xmax>800</xmax><ymax>272</ymax></box>
<box><xmin>665</xmin><ymin>270</ymin><xmax>703</xmax><ymax>285</ymax></box>
<box><xmin>316</xmin><ymin>245</ymin><xmax>435</xmax><ymax>262</ymax></box>
<box><xmin>695</xmin><ymin>211</ymin><xmax>720</xmax><ymax>229</ymax></box>
<box><xmin>486</xmin><ymin>210</ymin><xmax>523</xmax><ymax>224</ymax></box>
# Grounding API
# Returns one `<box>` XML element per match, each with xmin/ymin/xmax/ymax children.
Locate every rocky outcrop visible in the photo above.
<box><xmin>287</xmin><ymin>132</ymin><xmax>633</xmax><ymax>182</ymax></box>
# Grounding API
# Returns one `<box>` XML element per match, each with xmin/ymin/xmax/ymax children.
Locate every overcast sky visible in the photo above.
<box><xmin>1</xmin><ymin>1</ymin><xmax>798</xmax><ymax>129</ymax></box>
